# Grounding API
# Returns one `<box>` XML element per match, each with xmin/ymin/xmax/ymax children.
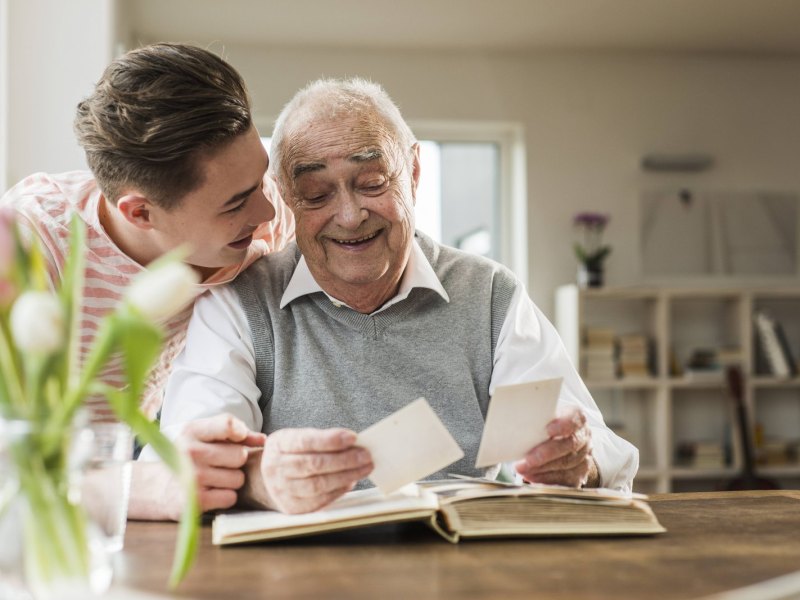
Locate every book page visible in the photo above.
<box><xmin>214</xmin><ymin>486</ymin><xmax>439</xmax><ymax>540</ymax></box>
<box><xmin>475</xmin><ymin>378</ymin><xmax>562</xmax><ymax>468</ymax></box>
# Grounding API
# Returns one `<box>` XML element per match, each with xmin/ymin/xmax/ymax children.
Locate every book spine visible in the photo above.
<box><xmin>754</xmin><ymin>312</ymin><xmax>790</xmax><ymax>377</ymax></box>
<box><xmin>426</xmin><ymin>512</ymin><xmax>460</xmax><ymax>543</ymax></box>
<box><xmin>774</xmin><ymin>321</ymin><xmax>798</xmax><ymax>376</ymax></box>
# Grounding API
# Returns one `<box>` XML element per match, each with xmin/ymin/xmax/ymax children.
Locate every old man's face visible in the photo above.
<box><xmin>282</xmin><ymin>113</ymin><xmax>420</xmax><ymax>311</ymax></box>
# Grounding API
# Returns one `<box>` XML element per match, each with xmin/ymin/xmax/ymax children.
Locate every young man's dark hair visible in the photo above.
<box><xmin>74</xmin><ymin>43</ymin><xmax>252</xmax><ymax>209</ymax></box>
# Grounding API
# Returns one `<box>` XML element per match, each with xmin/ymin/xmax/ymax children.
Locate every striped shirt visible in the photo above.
<box><xmin>2</xmin><ymin>170</ymin><xmax>294</xmax><ymax>421</ymax></box>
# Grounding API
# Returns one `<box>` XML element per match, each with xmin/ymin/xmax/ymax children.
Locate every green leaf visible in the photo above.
<box><xmin>61</xmin><ymin>216</ymin><xmax>86</xmax><ymax>389</ymax></box>
<box><xmin>111</xmin><ymin>308</ymin><xmax>164</xmax><ymax>414</ymax></box>
<box><xmin>103</xmin><ymin>386</ymin><xmax>199</xmax><ymax>588</ymax></box>
<box><xmin>126</xmin><ymin>413</ymin><xmax>199</xmax><ymax>589</ymax></box>
<box><xmin>573</xmin><ymin>242</ymin><xmax>588</xmax><ymax>262</ymax></box>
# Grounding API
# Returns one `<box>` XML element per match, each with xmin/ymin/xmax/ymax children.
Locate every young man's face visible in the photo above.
<box><xmin>149</xmin><ymin>126</ymin><xmax>274</xmax><ymax>271</ymax></box>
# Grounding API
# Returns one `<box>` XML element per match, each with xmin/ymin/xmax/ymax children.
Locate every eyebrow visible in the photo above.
<box><xmin>291</xmin><ymin>148</ymin><xmax>385</xmax><ymax>180</ymax></box>
<box><xmin>222</xmin><ymin>181</ymin><xmax>261</xmax><ymax>207</ymax></box>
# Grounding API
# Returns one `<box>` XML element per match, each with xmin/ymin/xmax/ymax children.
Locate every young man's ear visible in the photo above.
<box><xmin>117</xmin><ymin>195</ymin><xmax>155</xmax><ymax>230</ymax></box>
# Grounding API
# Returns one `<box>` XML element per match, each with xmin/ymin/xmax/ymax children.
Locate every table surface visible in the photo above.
<box><xmin>114</xmin><ymin>490</ymin><xmax>800</xmax><ymax>600</ymax></box>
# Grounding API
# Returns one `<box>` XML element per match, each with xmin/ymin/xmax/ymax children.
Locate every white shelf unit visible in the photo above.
<box><xmin>555</xmin><ymin>284</ymin><xmax>800</xmax><ymax>494</ymax></box>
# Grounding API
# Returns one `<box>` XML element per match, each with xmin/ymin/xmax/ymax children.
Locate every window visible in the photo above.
<box><xmin>415</xmin><ymin>140</ymin><xmax>498</xmax><ymax>259</ymax></box>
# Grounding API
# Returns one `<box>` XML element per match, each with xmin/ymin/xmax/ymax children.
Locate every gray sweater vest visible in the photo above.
<box><xmin>232</xmin><ymin>232</ymin><xmax>518</xmax><ymax>479</ymax></box>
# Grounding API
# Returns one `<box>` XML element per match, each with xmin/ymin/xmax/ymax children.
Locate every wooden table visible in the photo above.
<box><xmin>115</xmin><ymin>490</ymin><xmax>800</xmax><ymax>600</ymax></box>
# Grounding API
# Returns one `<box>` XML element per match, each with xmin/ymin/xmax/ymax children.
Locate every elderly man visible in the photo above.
<box><xmin>157</xmin><ymin>78</ymin><xmax>638</xmax><ymax>515</ymax></box>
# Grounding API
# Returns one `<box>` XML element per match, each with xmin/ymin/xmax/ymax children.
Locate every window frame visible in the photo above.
<box><xmin>409</xmin><ymin>120</ymin><xmax>528</xmax><ymax>289</ymax></box>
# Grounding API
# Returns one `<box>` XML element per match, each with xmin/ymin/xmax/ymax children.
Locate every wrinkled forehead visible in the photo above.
<box><xmin>282</xmin><ymin>111</ymin><xmax>405</xmax><ymax>181</ymax></box>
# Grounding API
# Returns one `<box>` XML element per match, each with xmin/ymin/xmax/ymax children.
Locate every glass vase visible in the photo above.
<box><xmin>0</xmin><ymin>418</ymin><xmax>124</xmax><ymax>599</ymax></box>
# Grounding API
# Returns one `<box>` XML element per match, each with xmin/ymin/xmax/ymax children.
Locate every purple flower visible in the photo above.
<box><xmin>572</xmin><ymin>211</ymin><xmax>612</xmax><ymax>267</ymax></box>
<box><xmin>573</xmin><ymin>212</ymin><xmax>609</xmax><ymax>229</ymax></box>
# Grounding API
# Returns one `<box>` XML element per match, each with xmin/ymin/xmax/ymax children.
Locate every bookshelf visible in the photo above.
<box><xmin>555</xmin><ymin>284</ymin><xmax>800</xmax><ymax>494</ymax></box>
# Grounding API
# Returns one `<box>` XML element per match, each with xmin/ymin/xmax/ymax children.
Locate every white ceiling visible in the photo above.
<box><xmin>127</xmin><ymin>0</ymin><xmax>800</xmax><ymax>54</ymax></box>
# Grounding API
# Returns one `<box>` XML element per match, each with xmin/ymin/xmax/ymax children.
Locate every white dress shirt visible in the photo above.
<box><xmin>147</xmin><ymin>240</ymin><xmax>638</xmax><ymax>492</ymax></box>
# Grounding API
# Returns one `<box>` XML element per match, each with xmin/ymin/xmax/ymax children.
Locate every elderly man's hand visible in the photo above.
<box><xmin>513</xmin><ymin>407</ymin><xmax>599</xmax><ymax>488</ymax></box>
<box><xmin>252</xmin><ymin>428</ymin><xmax>373</xmax><ymax>514</ymax></box>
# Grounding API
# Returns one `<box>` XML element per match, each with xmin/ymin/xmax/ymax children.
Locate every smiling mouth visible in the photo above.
<box><xmin>331</xmin><ymin>231</ymin><xmax>380</xmax><ymax>246</ymax></box>
<box><xmin>228</xmin><ymin>233</ymin><xmax>254</xmax><ymax>249</ymax></box>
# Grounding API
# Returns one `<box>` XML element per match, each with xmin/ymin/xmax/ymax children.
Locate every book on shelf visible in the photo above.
<box><xmin>212</xmin><ymin>477</ymin><xmax>665</xmax><ymax>546</ymax></box>
<box><xmin>582</xmin><ymin>357</ymin><xmax>617</xmax><ymax>380</ymax></box>
<box><xmin>682</xmin><ymin>368</ymin><xmax>725</xmax><ymax>383</ymax></box>
<box><xmin>618</xmin><ymin>333</ymin><xmax>651</xmax><ymax>378</ymax></box>
<box><xmin>584</xmin><ymin>327</ymin><xmax>616</xmax><ymax>347</ymax></box>
<box><xmin>676</xmin><ymin>440</ymin><xmax>725</xmax><ymax>468</ymax></box>
<box><xmin>582</xmin><ymin>326</ymin><xmax>618</xmax><ymax>379</ymax></box>
<box><xmin>754</xmin><ymin>312</ymin><xmax>798</xmax><ymax>378</ymax></box>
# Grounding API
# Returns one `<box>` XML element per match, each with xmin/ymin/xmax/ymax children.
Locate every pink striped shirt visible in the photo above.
<box><xmin>2</xmin><ymin>171</ymin><xmax>295</xmax><ymax>420</ymax></box>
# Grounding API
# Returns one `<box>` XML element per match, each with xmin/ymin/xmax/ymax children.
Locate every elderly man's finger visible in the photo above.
<box><xmin>181</xmin><ymin>414</ymin><xmax>255</xmax><ymax>444</ymax></box>
<box><xmin>516</xmin><ymin>442</ymin><xmax>592</xmax><ymax>477</ymax></box>
<box><xmin>274</xmin><ymin>447</ymin><xmax>373</xmax><ymax>479</ymax></box>
<box><xmin>289</xmin><ymin>463</ymin><xmax>374</xmax><ymax>499</ymax></box>
<box><xmin>518</xmin><ymin>457</ymin><xmax>593</xmax><ymax>488</ymax></box>
<box><xmin>268</xmin><ymin>428</ymin><xmax>358</xmax><ymax>453</ymax></box>
<box><xmin>523</xmin><ymin>427</ymin><xmax>591</xmax><ymax>468</ymax></box>
<box><xmin>546</xmin><ymin>408</ymin><xmax>587</xmax><ymax>438</ymax></box>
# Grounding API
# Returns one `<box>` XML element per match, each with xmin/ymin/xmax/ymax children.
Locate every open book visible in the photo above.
<box><xmin>212</xmin><ymin>478</ymin><xmax>665</xmax><ymax>545</ymax></box>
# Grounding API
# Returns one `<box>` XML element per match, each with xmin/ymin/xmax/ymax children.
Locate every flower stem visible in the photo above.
<box><xmin>14</xmin><ymin>438</ymin><xmax>91</xmax><ymax>589</ymax></box>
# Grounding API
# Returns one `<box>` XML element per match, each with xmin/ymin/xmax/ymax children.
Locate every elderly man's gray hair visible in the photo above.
<box><xmin>269</xmin><ymin>77</ymin><xmax>417</xmax><ymax>184</ymax></box>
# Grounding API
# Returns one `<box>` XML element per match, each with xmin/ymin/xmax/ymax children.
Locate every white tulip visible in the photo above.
<box><xmin>10</xmin><ymin>291</ymin><xmax>64</xmax><ymax>354</ymax></box>
<box><xmin>125</xmin><ymin>262</ymin><xmax>200</xmax><ymax>322</ymax></box>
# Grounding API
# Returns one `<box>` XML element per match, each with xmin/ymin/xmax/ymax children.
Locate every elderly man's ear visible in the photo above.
<box><xmin>411</xmin><ymin>143</ymin><xmax>421</xmax><ymax>202</ymax></box>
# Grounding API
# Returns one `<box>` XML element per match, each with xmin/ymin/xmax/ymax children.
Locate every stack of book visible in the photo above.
<box><xmin>676</xmin><ymin>440</ymin><xmax>725</xmax><ymax>469</ymax></box>
<box><xmin>756</xmin><ymin>439</ymin><xmax>799</xmax><ymax>466</ymax></box>
<box><xmin>618</xmin><ymin>334</ymin><xmax>651</xmax><ymax>378</ymax></box>
<box><xmin>683</xmin><ymin>348</ymin><xmax>724</xmax><ymax>381</ymax></box>
<box><xmin>582</xmin><ymin>327</ymin><xmax>617</xmax><ymax>380</ymax></box>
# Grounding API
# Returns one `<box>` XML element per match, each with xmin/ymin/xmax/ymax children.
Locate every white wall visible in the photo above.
<box><xmin>189</xmin><ymin>44</ymin><xmax>800</xmax><ymax>316</ymax></box>
<box><xmin>0</xmin><ymin>0</ymin><xmax>8</xmax><ymax>193</ymax></box>
<box><xmin>3</xmin><ymin>0</ymin><xmax>117</xmax><ymax>186</ymax></box>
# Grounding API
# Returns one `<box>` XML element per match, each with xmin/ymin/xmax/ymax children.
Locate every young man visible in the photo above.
<box><xmin>1</xmin><ymin>43</ymin><xmax>292</xmax><ymax>519</ymax></box>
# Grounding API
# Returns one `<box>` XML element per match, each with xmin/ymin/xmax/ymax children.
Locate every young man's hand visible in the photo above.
<box><xmin>129</xmin><ymin>414</ymin><xmax>265</xmax><ymax>521</ymax></box>
<box><xmin>177</xmin><ymin>414</ymin><xmax>266</xmax><ymax>511</ymax></box>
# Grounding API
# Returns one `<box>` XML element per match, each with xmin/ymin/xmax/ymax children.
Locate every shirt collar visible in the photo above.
<box><xmin>280</xmin><ymin>238</ymin><xmax>450</xmax><ymax>314</ymax></box>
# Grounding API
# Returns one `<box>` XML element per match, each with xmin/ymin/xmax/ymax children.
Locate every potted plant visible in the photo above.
<box><xmin>573</xmin><ymin>212</ymin><xmax>612</xmax><ymax>288</ymax></box>
<box><xmin>0</xmin><ymin>207</ymin><xmax>199</xmax><ymax>597</ymax></box>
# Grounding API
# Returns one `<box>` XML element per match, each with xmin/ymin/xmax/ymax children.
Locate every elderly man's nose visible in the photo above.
<box><xmin>337</xmin><ymin>193</ymin><xmax>367</xmax><ymax>226</ymax></box>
